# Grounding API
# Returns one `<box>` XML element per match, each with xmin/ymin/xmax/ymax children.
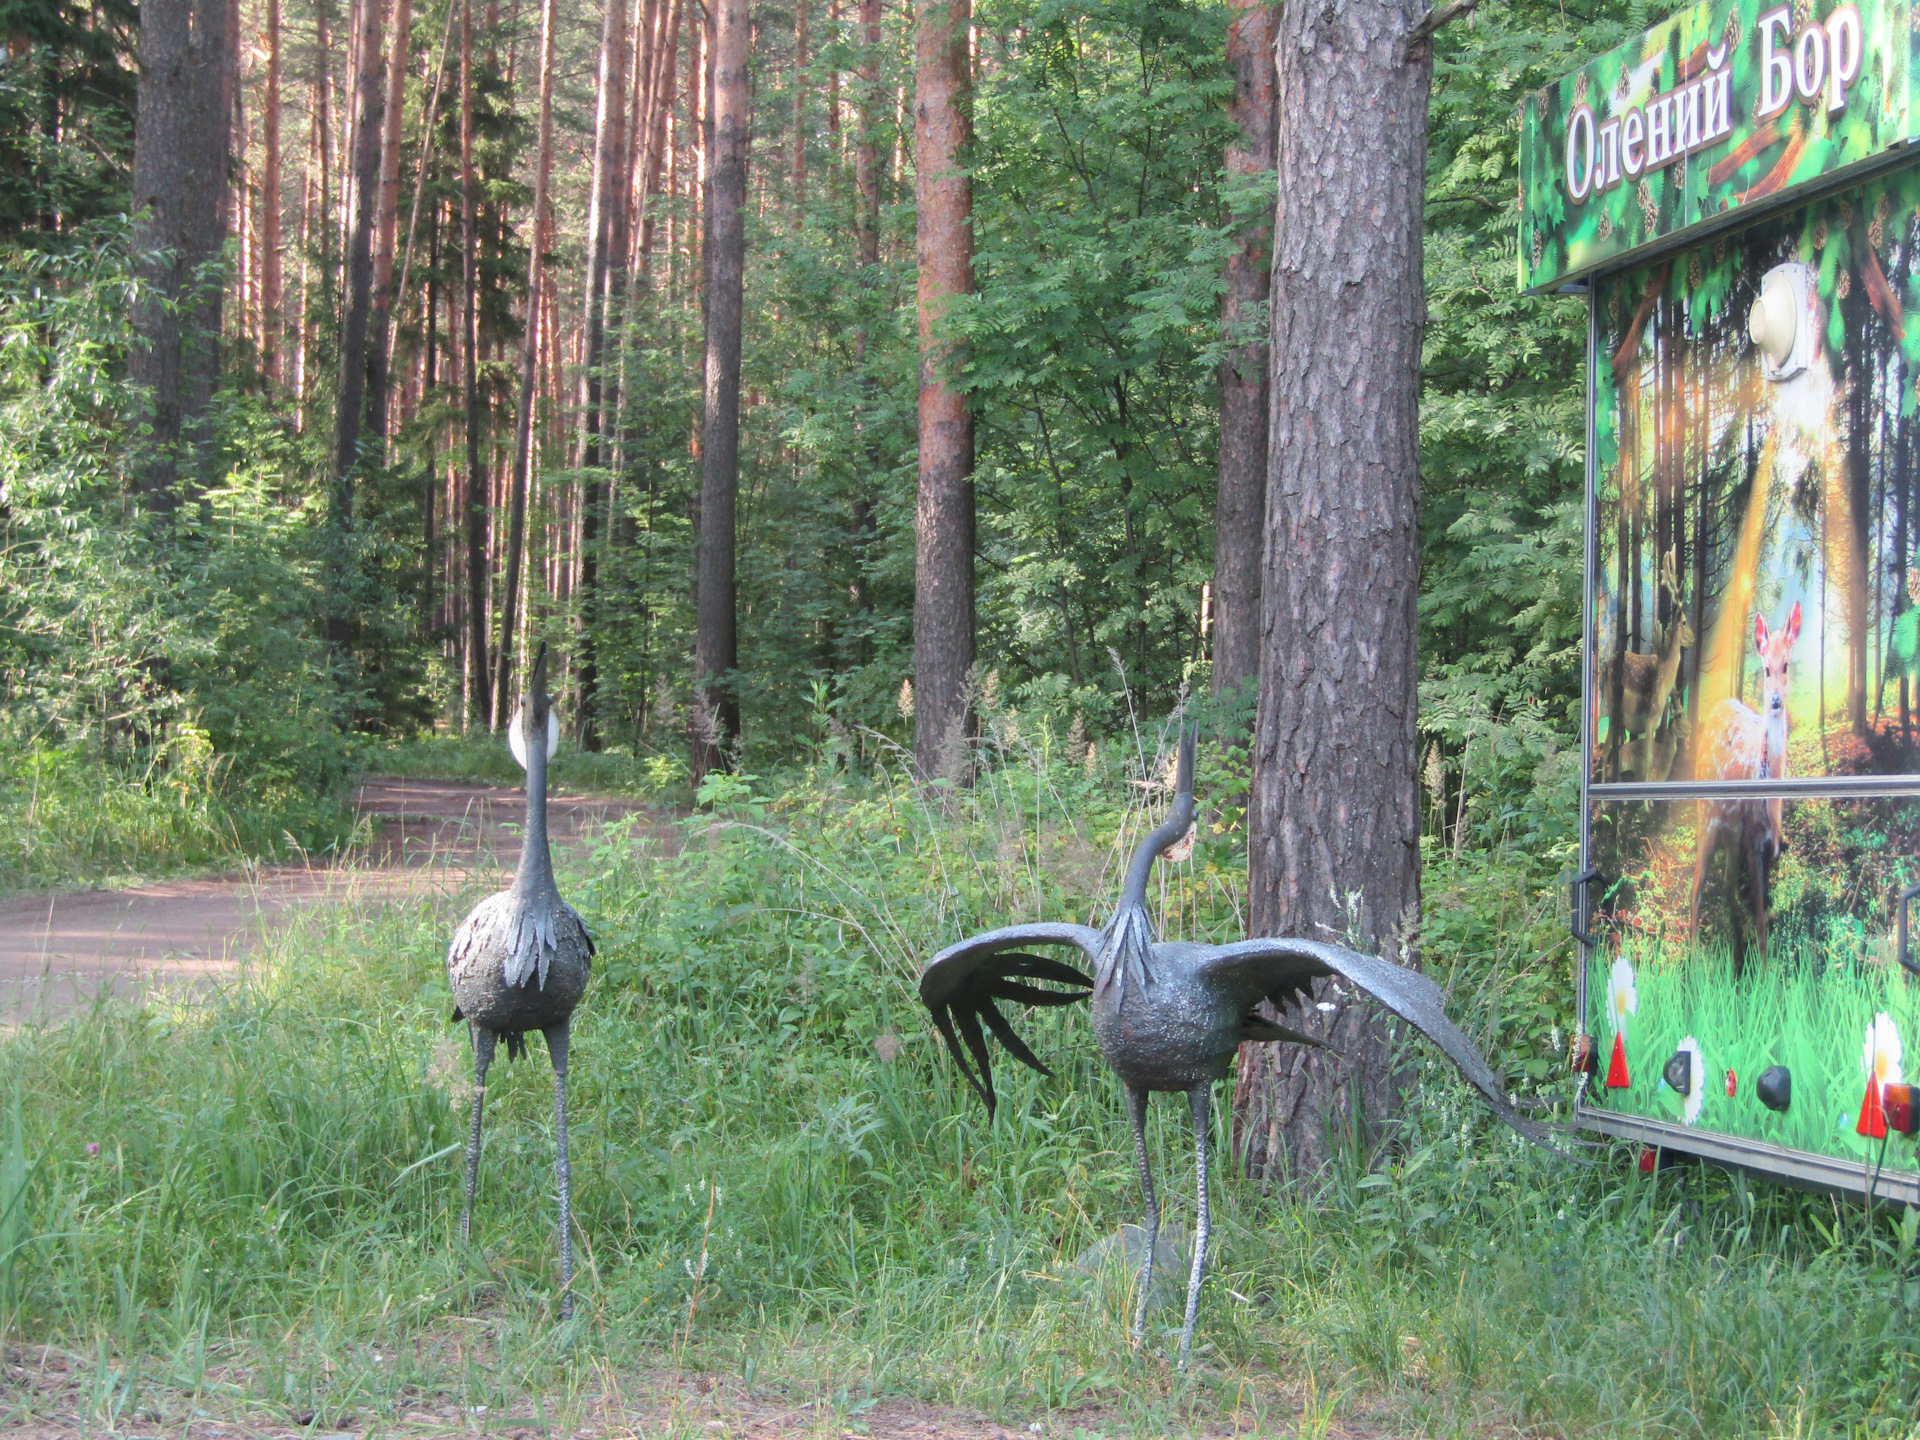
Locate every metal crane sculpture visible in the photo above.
<box><xmin>447</xmin><ymin>643</ymin><xmax>595</xmax><ymax>1319</ymax></box>
<box><xmin>919</xmin><ymin>725</ymin><xmax>1557</xmax><ymax>1366</ymax></box>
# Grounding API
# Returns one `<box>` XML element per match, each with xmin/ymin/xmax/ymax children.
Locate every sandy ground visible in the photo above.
<box><xmin>0</xmin><ymin>778</ymin><xmax>665</xmax><ymax>1023</ymax></box>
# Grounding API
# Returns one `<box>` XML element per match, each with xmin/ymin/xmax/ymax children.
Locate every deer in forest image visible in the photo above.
<box><xmin>1689</xmin><ymin>601</ymin><xmax>1803</xmax><ymax>976</ymax></box>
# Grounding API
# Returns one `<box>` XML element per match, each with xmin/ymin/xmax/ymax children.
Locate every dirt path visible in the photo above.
<box><xmin>0</xmin><ymin>778</ymin><xmax>669</xmax><ymax>1023</ymax></box>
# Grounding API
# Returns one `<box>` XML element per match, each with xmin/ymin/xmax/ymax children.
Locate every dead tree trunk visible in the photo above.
<box><xmin>1233</xmin><ymin>0</ymin><xmax>1432</xmax><ymax>1187</ymax></box>
<box><xmin>1210</xmin><ymin>0</ymin><xmax>1274</xmax><ymax>714</ymax></box>
<box><xmin>129</xmin><ymin>0</ymin><xmax>235</xmax><ymax>515</ymax></box>
<box><xmin>494</xmin><ymin>0</ymin><xmax>556</xmax><ymax>722</ymax></box>
<box><xmin>691</xmin><ymin>0</ymin><xmax>752</xmax><ymax>783</ymax></box>
<box><xmin>910</xmin><ymin>0</ymin><xmax>975</xmax><ymax>784</ymax></box>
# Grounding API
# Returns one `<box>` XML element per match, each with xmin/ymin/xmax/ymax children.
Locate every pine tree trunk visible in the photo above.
<box><xmin>1210</xmin><ymin>0</ymin><xmax>1274</xmax><ymax>714</ymax></box>
<box><xmin>261</xmin><ymin>0</ymin><xmax>283</xmax><ymax>380</ymax></box>
<box><xmin>635</xmin><ymin>0</ymin><xmax>681</xmax><ymax>269</ymax></box>
<box><xmin>573</xmin><ymin>0</ymin><xmax>633</xmax><ymax>749</ymax></box>
<box><xmin>847</xmin><ymin>0</ymin><xmax>881</xmax><ymax>636</ymax></box>
<box><xmin>1234</xmin><ymin>0</ymin><xmax>1431</xmax><ymax>1187</ymax></box>
<box><xmin>459</xmin><ymin>0</ymin><xmax>490</xmax><ymax>727</ymax></box>
<box><xmin>690</xmin><ymin>0</ymin><xmax>751</xmax><ymax>783</ymax></box>
<box><xmin>129</xmin><ymin>0</ymin><xmax>235</xmax><ymax>515</ymax></box>
<box><xmin>792</xmin><ymin>0</ymin><xmax>807</xmax><ymax>221</ymax></box>
<box><xmin>366</xmin><ymin>0</ymin><xmax>411</xmax><ymax>442</ymax></box>
<box><xmin>911</xmin><ymin>0</ymin><xmax>974</xmax><ymax>784</ymax></box>
<box><xmin>493</xmin><ymin>0</ymin><xmax>556</xmax><ymax>722</ymax></box>
<box><xmin>333</xmin><ymin>0</ymin><xmax>386</xmax><ymax>503</ymax></box>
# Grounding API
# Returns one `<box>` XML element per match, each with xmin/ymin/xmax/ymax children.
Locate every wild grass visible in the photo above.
<box><xmin>4</xmin><ymin>731</ymin><xmax>1919</xmax><ymax>1436</ymax></box>
<box><xmin>0</xmin><ymin>735</ymin><xmax>355</xmax><ymax>895</ymax></box>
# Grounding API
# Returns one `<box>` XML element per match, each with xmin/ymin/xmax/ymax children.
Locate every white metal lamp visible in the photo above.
<box><xmin>1748</xmin><ymin>261</ymin><xmax>1816</xmax><ymax>381</ymax></box>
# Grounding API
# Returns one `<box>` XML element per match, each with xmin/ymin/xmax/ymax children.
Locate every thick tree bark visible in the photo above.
<box><xmin>459</xmin><ymin>0</ymin><xmax>490</xmax><ymax>728</ymax></box>
<box><xmin>129</xmin><ymin>0</ymin><xmax>235</xmax><ymax>515</ymax></box>
<box><xmin>1210</xmin><ymin>0</ymin><xmax>1274</xmax><ymax>714</ymax></box>
<box><xmin>493</xmin><ymin>0</ymin><xmax>556</xmax><ymax>724</ymax></box>
<box><xmin>1233</xmin><ymin>0</ymin><xmax>1431</xmax><ymax>1188</ymax></box>
<box><xmin>573</xmin><ymin>0</ymin><xmax>633</xmax><ymax>749</ymax></box>
<box><xmin>911</xmin><ymin>0</ymin><xmax>974</xmax><ymax>784</ymax></box>
<box><xmin>366</xmin><ymin>0</ymin><xmax>411</xmax><ymax>442</ymax></box>
<box><xmin>691</xmin><ymin>0</ymin><xmax>751</xmax><ymax>784</ymax></box>
<box><xmin>261</xmin><ymin>0</ymin><xmax>283</xmax><ymax>381</ymax></box>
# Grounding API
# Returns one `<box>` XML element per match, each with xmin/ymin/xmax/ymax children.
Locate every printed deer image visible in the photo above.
<box><xmin>1688</xmin><ymin>602</ymin><xmax>1802</xmax><ymax>976</ymax></box>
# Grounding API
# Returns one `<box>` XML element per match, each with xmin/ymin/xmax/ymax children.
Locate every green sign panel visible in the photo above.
<box><xmin>1519</xmin><ymin>1</ymin><xmax>1920</xmax><ymax>291</ymax></box>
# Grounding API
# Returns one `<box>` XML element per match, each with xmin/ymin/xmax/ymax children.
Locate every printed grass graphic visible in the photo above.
<box><xmin>1587</xmin><ymin>931</ymin><xmax>1920</xmax><ymax>1172</ymax></box>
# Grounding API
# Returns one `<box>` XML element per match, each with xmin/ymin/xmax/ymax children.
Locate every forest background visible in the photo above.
<box><xmin>0</xmin><ymin>0</ymin><xmax>1595</xmax><ymax>876</ymax></box>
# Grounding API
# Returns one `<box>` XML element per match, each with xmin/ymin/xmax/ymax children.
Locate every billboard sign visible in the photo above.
<box><xmin>1520</xmin><ymin>1</ymin><xmax>1920</xmax><ymax>291</ymax></box>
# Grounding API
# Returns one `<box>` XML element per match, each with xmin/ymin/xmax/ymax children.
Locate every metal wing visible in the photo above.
<box><xmin>1199</xmin><ymin>936</ymin><xmax>1566</xmax><ymax>1151</ymax></box>
<box><xmin>919</xmin><ymin>922</ymin><xmax>1104</xmax><ymax>1117</ymax></box>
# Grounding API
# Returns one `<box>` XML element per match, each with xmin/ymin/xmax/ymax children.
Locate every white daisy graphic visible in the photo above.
<box><xmin>1858</xmin><ymin>1013</ymin><xmax>1904</xmax><ymax>1139</ymax></box>
<box><xmin>1676</xmin><ymin>1036</ymin><xmax>1705</xmax><ymax>1126</ymax></box>
<box><xmin>1606</xmin><ymin>957</ymin><xmax>1637</xmax><ymax>1033</ymax></box>
<box><xmin>1863</xmin><ymin>1012</ymin><xmax>1904</xmax><ymax>1090</ymax></box>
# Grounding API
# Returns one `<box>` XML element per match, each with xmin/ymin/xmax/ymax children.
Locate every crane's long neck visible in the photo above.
<box><xmin>514</xmin><ymin>709</ymin><xmax>556</xmax><ymax>896</ymax></box>
<box><xmin>1118</xmin><ymin>788</ymin><xmax>1195</xmax><ymax>916</ymax></box>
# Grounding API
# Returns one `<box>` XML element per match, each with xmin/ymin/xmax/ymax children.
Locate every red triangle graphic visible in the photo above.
<box><xmin>1605</xmin><ymin>1031</ymin><xmax>1630</xmax><ymax>1089</ymax></box>
<box><xmin>1859</xmin><ymin>1078</ymin><xmax>1888</xmax><ymax>1139</ymax></box>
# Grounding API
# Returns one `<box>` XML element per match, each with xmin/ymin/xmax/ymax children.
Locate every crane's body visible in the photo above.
<box><xmin>919</xmin><ymin>725</ymin><xmax>1559</xmax><ymax>1366</ymax></box>
<box><xmin>447</xmin><ymin>643</ymin><xmax>593</xmax><ymax>1318</ymax></box>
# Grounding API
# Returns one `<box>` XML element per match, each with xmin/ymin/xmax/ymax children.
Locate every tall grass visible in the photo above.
<box><xmin>0</xmin><ymin>736</ymin><xmax>354</xmax><ymax>894</ymax></box>
<box><xmin>3</xmin><ymin>729</ymin><xmax>1918</xmax><ymax>1435</ymax></box>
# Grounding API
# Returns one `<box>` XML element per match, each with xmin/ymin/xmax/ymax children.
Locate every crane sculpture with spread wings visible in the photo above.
<box><xmin>918</xmin><ymin>725</ymin><xmax>1557</xmax><ymax>1366</ymax></box>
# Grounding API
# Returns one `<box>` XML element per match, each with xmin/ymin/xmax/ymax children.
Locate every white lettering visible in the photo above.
<box><xmin>1673</xmin><ymin>79</ymin><xmax>1701</xmax><ymax>152</ymax></box>
<box><xmin>1565</xmin><ymin>104</ymin><xmax>1595</xmax><ymax>202</ymax></box>
<box><xmin>1757</xmin><ymin>6</ymin><xmax>1794</xmax><ymax>118</ymax></box>
<box><xmin>1622</xmin><ymin>108</ymin><xmax>1645</xmax><ymax>176</ymax></box>
<box><xmin>1703</xmin><ymin>66</ymin><xmax>1732</xmax><ymax>140</ymax></box>
<box><xmin>1597</xmin><ymin>118</ymin><xmax>1621</xmax><ymax>190</ymax></box>
<box><xmin>1827</xmin><ymin>4</ymin><xmax>1863</xmax><ymax>114</ymax></box>
<box><xmin>1794</xmin><ymin>23</ymin><xmax>1827</xmax><ymax>102</ymax></box>
<box><xmin>1648</xmin><ymin>94</ymin><xmax>1673</xmax><ymax>165</ymax></box>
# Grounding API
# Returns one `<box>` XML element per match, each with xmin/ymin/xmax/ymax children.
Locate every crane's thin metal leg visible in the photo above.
<box><xmin>1177</xmin><ymin>1081</ymin><xmax>1212</xmax><ymax>1369</ymax></box>
<box><xmin>461</xmin><ymin>1026</ymin><xmax>497</xmax><ymax>1245</ymax></box>
<box><xmin>545</xmin><ymin>1020</ymin><xmax>574</xmax><ymax>1321</ymax></box>
<box><xmin>1125</xmin><ymin>1083</ymin><xmax>1158</xmax><ymax>1348</ymax></box>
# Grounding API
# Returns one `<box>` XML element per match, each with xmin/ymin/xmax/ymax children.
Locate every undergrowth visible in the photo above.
<box><xmin>1</xmin><ymin>728</ymin><xmax>1917</xmax><ymax>1436</ymax></box>
<box><xmin>0</xmin><ymin>730</ymin><xmax>355</xmax><ymax>894</ymax></box>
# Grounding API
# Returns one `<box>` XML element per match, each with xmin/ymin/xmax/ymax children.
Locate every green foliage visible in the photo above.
<box><xmin>1416</xmin><ymin>3</ymin><xmax>1670</xmax><ymax>857</ymax></box>
<box><xmin>0</xmin><ymin>0</ymin><xmax>136</xmax><ymax>242</ymax></box>
<box><xmin>0</xmin><ymin>230</ymin><xmax>353</xmax><ymax>885</ymax></box>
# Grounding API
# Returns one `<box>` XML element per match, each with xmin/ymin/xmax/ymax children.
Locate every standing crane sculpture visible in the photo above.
<box><xmin>447</xmin><ymin>643</ymin><xmax>595</xmax><ymax>1319</ymax></box>
<box><xmin>918</xmin><ymin>726</ymin><xmax>1558</xmax><ymax>1366</ymax></box>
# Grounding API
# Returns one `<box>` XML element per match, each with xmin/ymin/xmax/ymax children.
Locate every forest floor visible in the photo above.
<box><xmin>0</xmin><ymin>778</ymin><xmax>669</xmax><ymax>1023</ymax></box>
<box><xmin>1</xmin><ymin>1337</ymin><xmax>1400</xmax><ymax>1439</ymax></box>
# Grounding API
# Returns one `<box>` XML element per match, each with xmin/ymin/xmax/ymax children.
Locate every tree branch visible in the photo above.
<box><xmin>1401</xmin><ymin>0</ymin><xmax>1477</xmax><ymax>59</ymax></box>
